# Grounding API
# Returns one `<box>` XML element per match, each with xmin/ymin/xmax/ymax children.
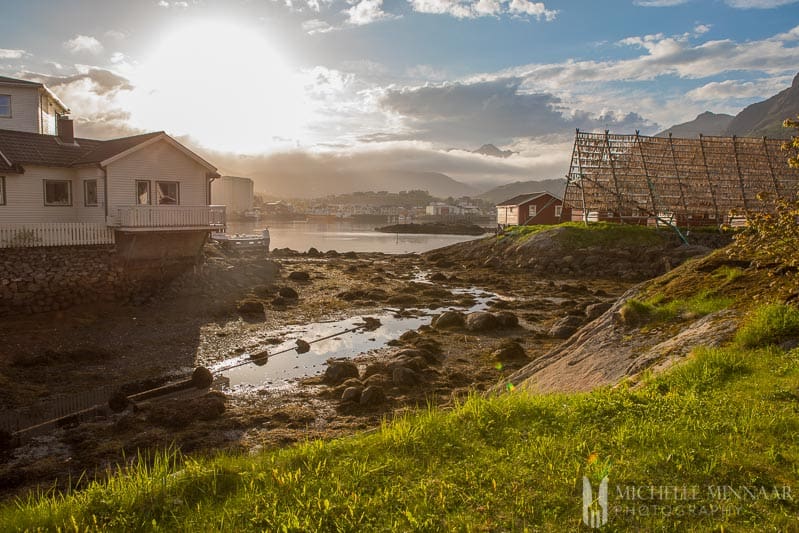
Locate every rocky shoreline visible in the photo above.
<box><xmin>0</xmin><ymin>231</ymin><xmax>717</xmax><ymax>498</ymax></box>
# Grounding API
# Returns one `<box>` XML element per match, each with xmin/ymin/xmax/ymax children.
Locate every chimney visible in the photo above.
<box><xmin>57</xmin><ymin>116</ymin><xmax>75</xmax><ymax>144</ymax></box>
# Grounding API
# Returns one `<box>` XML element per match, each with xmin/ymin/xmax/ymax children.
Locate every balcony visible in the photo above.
<box><xmin>111</xmin><ymin>205</ymin><xmax>226</xmax><ymax>231</ymax></box>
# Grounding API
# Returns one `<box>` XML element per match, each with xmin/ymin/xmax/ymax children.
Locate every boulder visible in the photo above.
<box><xmin>363</xmin><ymin>362</ymin><xmax>389</xmax><ymax>378</ymax></box>
<box><xmin>392</xmin><ymin>366</ymin><xmax>419</xmax><ymax>387</ymax></box>
<box><xmin>324</xmin><ymin>361</ymin><xmax>359</xmax><ymax>384</ymax></box>
<box><xmin>307</xmin><ymin>247</ymin><xmax>321</xmax><ymax>257</ymax></box>
<box><xmin>279</xmin><ymin>287</ymin><xmax>299</xmax><ymax>299</ymax></box>
<box><xmin>236</xmin><ymin>299</ymin><xmax>264</xmax><ymax>318</ymax></box>
<box><xmin>585</xmin><ymin>302</ymin><xmax>613</xmax><ymax>321</ymax></box>
<box><xmin>295</xmin><ymin>339</ymin><xmax>311</xmax><ymax>354</ymax></box>
<box><xmin>429</xmin><ymin>272</ymin><xmax>447</xmax><ymax>281</ymax></box>
<box><xmin>495</xmin><ymin>311</ymin><xmax>519</xmax><ymax>328</ymax></box>
<box><xmin>465</xmin><ymin>312</ymin><xmax>501</xmax><ymax>332</ymax></box>
<box><xmin>288</xmin><ymin>271</ymin><xmax>310</xmax><ymax>281</ymax></box>
<box><xmin>432</xmin><ymin>310</ymin><xmax>465</xmax><ymax>330</ymax></box>
<box><xmin>360</xmin><ymin>385</ymin><xmax>387</xmax><ymax>406</ymax></box>
<box><xmin>341</xmin><ymin>386</ymin><xmax>363</xmax><ymax>403</ymax></box>
<box><xmin>492</xmin><ymin>341</ymin><xmax>529</xmax><ymax>363</ymax></box>
<box><xmin>548</xmin><ymin>315</ymin><xmax>585</xmax><ymax>339</ymax></box>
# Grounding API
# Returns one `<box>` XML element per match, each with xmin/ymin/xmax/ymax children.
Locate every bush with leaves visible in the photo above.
<box><xmin>730</xmin><ymin>116</ymin><xmax>799</xmax><ymax>288</ymax></box>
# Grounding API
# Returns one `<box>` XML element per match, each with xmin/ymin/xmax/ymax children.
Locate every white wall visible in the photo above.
<box><xmin>0</xmin><ymin>166</ymin><xmax>105</xmax><ymax>224</ymax></box>
<box><xmin>105</xmin><ymin>139</ymin><xmax>209</xmax><ymax>217</ymax></box>
<box><xmin>0</xmin><ymin>86</ymin><xmax>40</xmax><ymax>134</ymax></box>
<box><xmin>211</xmin><ymin>176</ymin><xmax>253</xmax><ymax>214</ymax></box>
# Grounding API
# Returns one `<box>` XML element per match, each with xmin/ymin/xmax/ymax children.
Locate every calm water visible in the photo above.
<box><xmin>225</xmin><ymin>220</ymin><xmax>488</xmax><ymax>254</ymax></box>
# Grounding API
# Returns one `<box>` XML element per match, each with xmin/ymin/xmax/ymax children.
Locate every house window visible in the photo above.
<box><xmin>555</xmin><ymin>205</ymin><xmax>563</xmax><ymax>217</ymax></box>
<box><xmin>528</xmin><ymin>205</ymin><xmax>537</xmax><ymax>218</ymax></box>
<box><xmin>156</xmin><ymin>181</ymin><xmax>179</xmax><ymax>205</ymax></box>
<box><xmin>44</xmin><ymin>180</ymin><xmax>72</xmax><ymax>206</ymax></box>
<box><xmin>136</xmin><ymin>180</ymin><xmax>151</xmax><ymax>205</ymax></box>
<box><xmin>84</xmin><ymin>179</ymin><xmax>98</xmax><ymax>206</ymax></box>
<box><xmin>0</xmin><ymin>95</ymin><xmax>10</xmax><ymax>118</ymax></box>
<box><xmin>0</xmin><ymin>177</ymin><xmax>5</xmax><ymax>205</ymax></box>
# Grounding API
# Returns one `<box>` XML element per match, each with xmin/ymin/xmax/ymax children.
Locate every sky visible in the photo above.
<box><xmin>1</xmin><ymin>0</ymin><xmax>799</xmax><ymax>192</ymax></box>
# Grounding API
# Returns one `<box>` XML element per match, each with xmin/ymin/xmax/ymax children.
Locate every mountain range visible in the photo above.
<box><xmin>657</xmin><ymin>72</ymin><xmax>799</xmax><ymax>138</ymax></box>
<box><xmin>477</xmin><ymin>178</ymin><xmax>567</xmax><ymax>204</ymax></box>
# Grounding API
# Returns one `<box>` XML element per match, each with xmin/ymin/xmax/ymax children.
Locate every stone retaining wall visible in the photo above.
<box><xmin>0</xmin><ymin>244</ymin><xmax>198</xmax><ymax>316</ymax></box>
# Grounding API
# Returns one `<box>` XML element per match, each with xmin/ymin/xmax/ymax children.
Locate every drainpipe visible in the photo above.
<box><xmin>100</xmin><ymin>164</ymin><xmax>108</xmax><ymax>220</ymax></box>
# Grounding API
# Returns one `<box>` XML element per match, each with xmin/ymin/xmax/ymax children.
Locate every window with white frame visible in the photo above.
<box><xmin>136</xmin><ymin>180</ymin><xmax>150</xmax><ymax>205</ymax></box>
<box><xmin>84</xmin><ymin>179</ymin><xmax>98</xmax><ymax>206</ymax></box>
<box><xmin>156</xmin><ymin>181</ymin><xmax>179</xmax><ymax>205</ymax></box>
<box><xmin>44</xmin><ymin>180</ymin><xmax>71</xmax><ymax>206</ymax></box>
<box><xmin>0</xmin><ymin>95</ymin><xmax>10</xmax><ymax>118</ymax></box>
<box><xmin>0</xmin><ymin>177</ymin><xmax>5</xmax><ymax>205</ymax></box>
<box><xmin>528</xmin><ymin>205</ymin><xmax>537</xmax><ymax>218</ymax></box>
<box><xmin>555</xmin><ymin>205</ymin><xmax>562</xmax><ymax>217</ymax></box>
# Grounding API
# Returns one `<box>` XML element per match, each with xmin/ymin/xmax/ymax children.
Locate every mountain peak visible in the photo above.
<box><xmin>472</xmin><ymin>144</ymin><xmax>515</xmax><ymax>158</ymax></box>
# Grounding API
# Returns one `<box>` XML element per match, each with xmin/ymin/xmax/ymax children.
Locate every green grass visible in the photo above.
<box><xmin>620</xmin><ymin>289</ymin><xmax>734</xmax><ymax>327</ymax></box>
<box><xmin>736</xmin><ymin>303</ymin><xmax>799</xmax><ymax>348</ymax></box>
<box><xmin>500</xmin><ymin>221</ymin><xmax>666</xmax><ymax>249</ymax></box>
<box><xmin>2</xmin><ymin>303</ymin><xmax>799</xmax><ymax>531</ymax></box>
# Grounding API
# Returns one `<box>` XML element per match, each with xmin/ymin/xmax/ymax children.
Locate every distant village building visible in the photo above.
<box><xmin>425</xmin><ymin>202</ymin><xmax>459</xmax><ymax>216</ymax></box>
<box><xmin>564</xmin><ymin>130</ymin><xmax>799</xmax><ymax>227</ymax></box>
<box><xmin>496</xmin><ymin>192</ymin><xmax>565</xmax><ymax>228</ymax></box>
<box><xmin>211</xmin><ymin>176</ymin><xmax>254</xmax><ymax>215</ymax></box>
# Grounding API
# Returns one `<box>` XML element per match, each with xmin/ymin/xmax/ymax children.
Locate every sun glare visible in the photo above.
<box><xmin>127</xmin><ymin>20</ymin><xmax>308</xmax><ymax>153</ymax></box>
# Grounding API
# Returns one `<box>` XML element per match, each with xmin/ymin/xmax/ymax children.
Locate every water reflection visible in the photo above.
<box><xmin>216</xmin><ymin>287</ymin><xmax>497</xmax><ymax>391</ymax></box>
<box><xmin>226</xmin><ymin>220</ymin><xmax>488</xmax><ymax>254</ymax></box>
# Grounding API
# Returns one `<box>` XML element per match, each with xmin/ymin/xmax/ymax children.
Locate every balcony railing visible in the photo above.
<box><xmin>112</xmin><ymin>205</ymin><xmax>226</xmax><ymax>230</ymax></box>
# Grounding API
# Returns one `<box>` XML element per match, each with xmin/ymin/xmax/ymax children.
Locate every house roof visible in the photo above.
<box><xmin>0</xmin><ymin>76</ymin><xmax>43</xmax><ymax>87</ymax></box>
<box><xmin>0</xmin><ymin>128</ymin><xmax>218</xmax><ymax>175</ymax></box>
<box><xmin>496</xmin><ymin>192</ymin><xmax>556</xmax><ymax>206</ymax></box>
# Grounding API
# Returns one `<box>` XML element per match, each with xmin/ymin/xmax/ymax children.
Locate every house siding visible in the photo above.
<box><xmin>105</xmin><ymin>139</ymin><xmax>209</xmax><ymax>223</ymax></box>
<box><xmin>0</xmin><ymin>166</ymin><xmax>106</xmax><ymax>224</ymax></box>
<box><xmin>0</xmin><ymin>86</ymin><xmax>40</xmax><ymax>134</ymax></box>
<box><xmin>497</xmin><ymin>194</ymin><xmax>567</xmax><ymax>227</ymax></box>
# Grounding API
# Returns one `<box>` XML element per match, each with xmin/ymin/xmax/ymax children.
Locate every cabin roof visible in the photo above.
<box><xmin>496</xmin><ymin>192</ymin><xmax>554</xmax><ymax>206</ymax></box>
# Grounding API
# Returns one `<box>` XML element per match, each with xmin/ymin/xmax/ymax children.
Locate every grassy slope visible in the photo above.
<box><xmin>4</xmin><ymin>228</ymin><xmax>799</xmax><ymax>531</ymax></box>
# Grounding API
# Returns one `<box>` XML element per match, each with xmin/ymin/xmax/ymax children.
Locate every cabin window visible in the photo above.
<box><xmin>528</xmin><ymin>205</ymin><xmax>537</xmax><ymax>218</ymax></box>
<box><xmin>84</xmin><ymin>179</ymin><xmax>98</xmax><ymax>206</ymax></box>
<box><xmin>43</xmin><ymin>180</ymin><xmax>72</xmax><ymax>206</ymax></box>
<box><xmin>0</xmin><ymin>177</ymin><xmax>5</xmax><ymax>205</ymax></box>
<box><xmin>555</xmin><ymin>205</ymin><xmax>563</xmax><ymax>217</ymax></box>
<box><xmin>136</xmin><ymin>180</ymin><xmax>151</xmax><ymax>205</ymax></box>
<box><xmin>0</xmin><ymin>95</ymin><xmax>10</xmax><ymax>118</ymax></box>
<box><xmin>156</xmin><ymin>181</ymin><xmax>179</xmax><ymax>205</ymax></box>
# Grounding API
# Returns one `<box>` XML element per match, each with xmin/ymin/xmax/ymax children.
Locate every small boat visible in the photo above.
<box><xmin>211</xmin><ymin>228</ymin><xmax>270</xmax><ymax>250</ymax></box>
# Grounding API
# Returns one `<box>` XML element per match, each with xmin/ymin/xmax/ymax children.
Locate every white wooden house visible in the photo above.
<box><xmin>0</xmin><ymin>75</ymin><xmax>224</xmax><ymax>249</ymax></box>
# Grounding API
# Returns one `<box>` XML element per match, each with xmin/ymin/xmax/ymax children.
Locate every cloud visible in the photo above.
<box><xmin>378</xmin><ymin>77</ymin><xmax>654</xmax><ymax>146</ymax></box>
<box><xmin>157</xmin><ymin>1</ymin><xmax>189</xmax><ymax>7</ymax></box>
<box><xmin>507</xmin><ymin>0</ymin><xmax>558</xmax><ymax>19</ymax></box>
<box><xmin>694</xmin><ymin>24</ymin><xmax>711</xmax><ymax>35</ymax></box>
<box><xmin>685</xmin><ymin>76</ymin><xmax>792</xmax><ymax>101</ymax></box>
<box><xmin>302</xmin><ymin>18</ymin><xmax>337</xmax><ymax>34</ymax></box>
<box><xmin>633</xmin><ymin>0</ymin><xmax>689</xmax><ymax>6</ymax></box>
<box><xmin>105</xmin><ymin>30</ymin><xmax>126</xmax><ymax>40</ymax></box>
<box><xmin>0</xmin><ymin>49</ymin><xmax>25</xmax><ymax>59</ymax></box>
<box><xmin>409</xmin><ymin>0</ymin><xmax>557</xmax><ymax>20</ymax></box>
<box><xmin>635</xmin><ymin>0</ymin><xmax>799</xmax><ymax>6</ymax></box>
<box><xmin>63</xmin><ymin>35</ymin><xmax>104</xmax><ymax>55</ymax></box>
<box><xmin>345</xmin><ymin>0</ymin><xmax>397</xmax><ymax>25</ymax></box>
<box><xmin>724</xmin><ymin>0</ymin><xmax>799</xmax><ymax>7</ymax></box>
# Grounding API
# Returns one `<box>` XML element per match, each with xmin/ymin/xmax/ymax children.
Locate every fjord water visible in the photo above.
<box><xmin>226</xmin><ymin>220</ymin><xmax>489</xmax><ymax>254</ymax></box>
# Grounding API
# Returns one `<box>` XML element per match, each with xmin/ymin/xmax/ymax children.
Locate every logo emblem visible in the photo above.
<box><xmin>582</xmin><ymin>476</ymin><xmax>609</xmax><ymax>528</ymax></box>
